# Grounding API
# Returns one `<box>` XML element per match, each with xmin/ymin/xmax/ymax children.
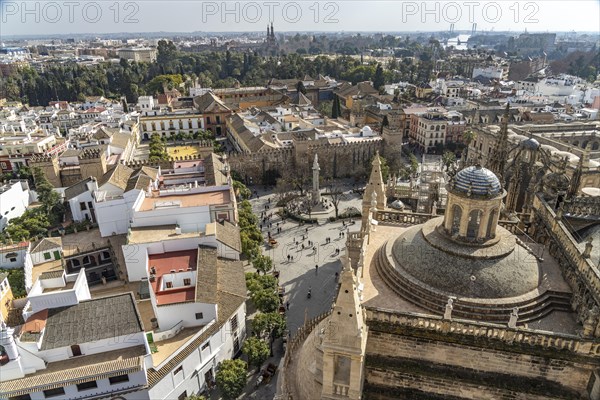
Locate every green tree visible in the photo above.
<box><xmin>156</xmin><ymin>40</ymin><xmax>178</xmax><ymax>70</ymax></box>
<box><xmin>32</xmin><ymin>167</ymin><xmax>63</xmax><ymax>225</ymax></box>
<box><xmin>252</xmin><ymin>312</ymin><xmax>286</xmax><ymax>338</ymax></box>
<box><xmin>331</xmin><ymin>95</ymin><xmax>341</xmax><ymax>119</ymax></box>
<box><xmin>232</xmin><ymin>180</ymin><xmax>251</xmax><ymax>200</ymax></box>
<box><xmin>296</xmin><ymin>80</ymin><xmax>307</xmax><ymax>95</ymax></box>
<box><xmin>242</xmin><ymin>337</ymin><xmax>270</xmax><ymax>371</ymax></box>
<box><xmin>146</xmin><ymin>74</ymin><xmax>183</xmax><ymax>95</ymax></box>
<box><xmin>252</xmin><ymin>289</ymin><xmax>280</xmax><ymax>313</ymax></box>
<box><xmin>184</xmin><ymin>395</ymin><xmax>207</xmax><ymax>400</ymax></box>
<box><xmin>373</xmin><ymin>63</ymin><xmax>385</xmax><ymax>90</ymax></box>
<box><xmin>461</xmin><ymin>129</ymin><xmax>477</xmax><ymax>163</ymax></box>
<box><xmin>252</xmin><ymin>254</ymin><xmax>273</xmax><ymax>275</ymax></box>
<box><xmin>149</xmin><ymin>133</ymin><xmax>169</xmax><ymax>161</ymax></box>
<box><xmin>442</xmin><ymin>151</ymin><xmax>457</xmax><ymax>172</ymax></box>
<box><xmin>0</xmin><ymin>269</ymin><xmax>26</xmax><ymax>297</ymax></box>
<box><xmin>215</xmin><ymin>359</ymin><xmax>247</xmax><ymax>400</ymax></box>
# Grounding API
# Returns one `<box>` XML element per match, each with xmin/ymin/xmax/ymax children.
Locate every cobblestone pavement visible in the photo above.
<box><xmin>211</xmin><ymin>185</ymin><xmax>363</xmax><ymax>400</ymax></box>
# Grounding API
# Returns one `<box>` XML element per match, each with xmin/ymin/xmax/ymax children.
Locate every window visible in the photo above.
<box><xmin>184</xmin><ymin>278</ymin><xmax>191</xmax><ymax>286</ymax></box>
<box><xmin>109</xmin><ymin>374</ymin><xmax>129</xmax><ymax>385</ymax></box>
<box><xmin>230</xmin><ymin>315</ymin><xmax>238</xmax><ymax>332</ymax></box>
<box><xmin>165</xmin><ymin>281</ymin><xmax>173</xmax><ymax>289</ymax></box>
<box><xmin>71</xmin><ymin>344</ymin><xmax>82</xmax><ymax>357</ymax></box>
<box><xmin>195</xmin><ymin>312</ymin><xmax>203</xmax><ymax>320</ymax></box>
<box><xmin>80</xmin><ymin>202</ymin><xmax>87</xmax><ymax>211</ymax></box>
<box><xmin>201</xmin><ymin>342</ymin><xmax>210</xmax><ymax>350</ymax></box>
<box><xmin>174</xmin><ymin>366</ymin><xmax>183</xmax><ymax>375</ymax></box>
<box><xmin>76</xmin><ymin>380</ymin><xmax>98</xmax><ymax>391</ymax></box>
<box><xmin>233</xmin><ymin>337</ymin><xmax>240</xmax><ymax>354</ymax></box>
<box><xmin>44</xmin><ymin>252</ymin><xmax>52</xmax><ymax>260</ymax></box>
<box><xmin>9</xmin><ymin>395</ymin><xmax>32</xmax><ymax>400</ymax></box>
<box><xmin>43</xmin><ymin>387</ymin><xmax>65</xmax><ymax>398</ymax></box>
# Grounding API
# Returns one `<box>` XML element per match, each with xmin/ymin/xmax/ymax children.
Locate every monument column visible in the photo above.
<box><xmin>312</xmin><ymin>154</ymin><xmax>321</xmax><ymax>204</ymax></box>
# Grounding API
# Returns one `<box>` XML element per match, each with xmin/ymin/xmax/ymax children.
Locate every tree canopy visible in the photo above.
<box><xmin>215</xmin><ymin>359</ymin><xmax>247</xmax><ymax>400</ymax></box>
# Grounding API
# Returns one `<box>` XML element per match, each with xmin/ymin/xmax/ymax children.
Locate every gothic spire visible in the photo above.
<box><xmin>363</xmin><ymin>153</ymin><xmax>386</xmax><ymax>211</ymax></box>
<box><xmin>568</xmin><ymin>141</ymin><xmax>591</xmax><ymax>199</ymax></box>
<box><xmin>361</xmin><ymin>152</ymin><xmax>386</xmax><ymax>233</ymax></box>
<box><xmin>487</xmin><ymin>103</ymin><xmax>511</xmax><ymax>181</ymax></box>
<box><xmin>320</xmin><ymin>255</ymin><xmax>367</xmax><ymax>399</ymax></box>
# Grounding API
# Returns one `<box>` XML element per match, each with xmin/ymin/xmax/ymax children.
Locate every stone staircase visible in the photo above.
<box><xmin>374</xmin><ymin>242</ymin><xmax>572</xmax><ymax>324</ymax></box>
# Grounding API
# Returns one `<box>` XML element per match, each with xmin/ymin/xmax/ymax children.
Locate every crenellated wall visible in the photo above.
<box><xmin>227</xmin><ymin>138</ymin><xmax>384</xmax><ymax>184</ymax></box>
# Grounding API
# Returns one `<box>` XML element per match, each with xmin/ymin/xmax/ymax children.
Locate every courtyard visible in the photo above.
<box><xmin>166</xmin><ymin>144</ymin><xmax>203</xmax><ymax>158</ymax></box>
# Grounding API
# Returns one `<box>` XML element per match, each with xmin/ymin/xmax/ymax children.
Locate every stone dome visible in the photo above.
<box><xmin>520</xmin><ymin>137</ymin><xmax>540</xmax><ymax>151</ymax></box>
<box><xmin>452</xmin><ymin>165</ymin><xmax>502</xmax><ymax>197</ymax></box>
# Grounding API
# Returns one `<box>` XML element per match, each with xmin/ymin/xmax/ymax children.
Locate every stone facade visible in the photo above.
<box><xmin>364</xmin><ymin>310</ymin><xmax>599</xmax><ymax>399</ymax></box>
<box><xmin>227</xmin><ymin>139</ymin><xmax>383</xmax><ymax>184</ymax></box>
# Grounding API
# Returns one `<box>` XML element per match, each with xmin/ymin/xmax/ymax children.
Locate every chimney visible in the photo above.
<box><xmin>175</xmin><ymin>225</ymin><xmax>182</xmax><ymax>235</ymax></box>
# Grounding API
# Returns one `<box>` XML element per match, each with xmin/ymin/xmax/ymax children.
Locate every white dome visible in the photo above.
<box><xmin>361</xmin><ymin>125</ymin><xmax>374</xmax><ymax>136</ymax></box>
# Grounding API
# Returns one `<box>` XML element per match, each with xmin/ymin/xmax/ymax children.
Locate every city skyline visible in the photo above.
<box><xmin>1</xmin><ymin>0</ymin><xmax>599</xmax><ymax>37</ymax></box>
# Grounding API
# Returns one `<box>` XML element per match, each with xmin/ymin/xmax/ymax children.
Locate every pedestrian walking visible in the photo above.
<box><xmin>315</xmin><ymin>264</ymin><xmax>319</xmax><ymax>274</ymax></box>
<box><xmin>286</xmin><ymin>301</ymin><xmax>290</xmax><ymax>310</ymax></box>
<box><xmin>287</xmin><ymin>254</ymin><xmax>291</xmax><ymax>262</ymax></box>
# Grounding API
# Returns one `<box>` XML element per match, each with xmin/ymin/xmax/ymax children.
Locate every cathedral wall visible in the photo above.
<box><xmin>364</xmin><ymin>328</ymin><xmax>597</xmax><ymax>399</ymax></box>
<box><xmin>365</xmin><ymin>368</ymin><xmax>566</xmax><ymax>400</ymax></box>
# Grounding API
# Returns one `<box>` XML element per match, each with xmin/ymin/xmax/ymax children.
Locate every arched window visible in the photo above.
<box><xmin>467</xmin><ymin>209</ymin><xmax>482</xmax><ymax>239</ymax></box>
<box><xmin>592</xmin><ymin>142</ymin><xmax>600</xmax><ymax>151</ymax></box>
<box><xmin>451</xmin><ymin>205</ymin><xmax>462</xmax><ymax>235</ymax></box>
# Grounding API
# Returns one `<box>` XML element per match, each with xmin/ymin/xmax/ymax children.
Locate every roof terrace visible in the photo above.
<box><xmin>148</xmin><ymin>249</ymin><xmax>198</xmax><ymax>305</ymax></box>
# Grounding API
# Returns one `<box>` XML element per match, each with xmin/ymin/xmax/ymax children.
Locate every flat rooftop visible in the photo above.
<box><xmin>148</xmin><ymin>249</ymin><xmax>197</xmax><ymax>305</ymax></box>
<box><xmin>138</xmin><ymin>188</ymin><xmax>230</xmax><ymax>211</ymax></box>
<box><xmin>127</xmin><ymin>224</ymin><xmax>201</xmax><ymax>244</ymax></box>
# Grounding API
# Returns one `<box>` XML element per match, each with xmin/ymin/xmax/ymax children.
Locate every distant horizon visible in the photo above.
<box><xmin>2</xmin><ymin>29</ymin><xmax>599</xmax><ymax>42</ymax></box>
<box><xmin>1</xmin><ymin>1</ymin><xmax>599</xmax><ymax>39</ymax></box>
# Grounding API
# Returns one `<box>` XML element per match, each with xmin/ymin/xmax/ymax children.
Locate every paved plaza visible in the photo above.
<box><xmin>205</xmin><ymin>185</ymin><xmax>363</xmax><ymax>400</ymax></box>
<box><xmin>247</xmin><ymin>186</ymin><xmax>363</xmax><ymax>333</ymax></box>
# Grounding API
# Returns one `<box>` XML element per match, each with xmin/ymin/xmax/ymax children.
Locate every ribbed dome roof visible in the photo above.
<box><xmin>452</xmin><ymin>165</ymin><xmax>501</xmax><ymax>197</ymax></box>
<box><xmin>520</xmin><ymin>137</ymin><xmax>540</xmax><ymax>150</ymax></box>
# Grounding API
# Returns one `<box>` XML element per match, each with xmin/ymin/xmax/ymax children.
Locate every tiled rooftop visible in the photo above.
<box><xmin>0</xmin><ymin>345</ymin><xmax>146</xmax><ymax>397</ymax></box>
<box><xmin>40</xmin><ymin>293</ymin><xmax>143</xmax><ymax>350</ymax></box>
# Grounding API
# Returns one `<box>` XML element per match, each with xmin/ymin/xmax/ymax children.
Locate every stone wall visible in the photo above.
<box><xmin>530</xmin><ymin>194</ymin><xmax>600</xmax><ymax>334</ymax></box>
<box><xmin>227</xmin><ymin>139</ymin><xmax>384</xmax><ymax>184</ymax></box>
<box><xmin>364</xmin><ymin>308</ymin><xmax>600</xmax><ymax>399</ymax></box>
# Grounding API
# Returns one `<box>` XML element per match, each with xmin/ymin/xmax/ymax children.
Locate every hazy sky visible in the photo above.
<box><xmin>1</xmin><ymin>0</ymin><xmax>599</xmax><ymax>37</ymax></box>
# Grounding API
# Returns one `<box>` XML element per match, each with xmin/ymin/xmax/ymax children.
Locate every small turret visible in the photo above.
<box><xmin>0</xmin><ymin>322</ymin><xmax>19</xmax><ymax>361</ymax></box>
<box><xmin>320</xmin><ymin>256</ymin><xmax>367</xmax><ymax>399</ymax></box>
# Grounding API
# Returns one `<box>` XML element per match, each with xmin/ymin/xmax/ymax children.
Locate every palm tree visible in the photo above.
<box><xmin>461</xmin><ymin>129</ymin><xmax>477</xmax><ymax>166</ymax></box>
